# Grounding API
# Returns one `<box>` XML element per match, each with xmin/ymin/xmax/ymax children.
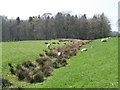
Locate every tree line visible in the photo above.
<box><xmin>1</xmin><ymin>12</ymin><xmax>111</xmax><ymax>41</ymax></box>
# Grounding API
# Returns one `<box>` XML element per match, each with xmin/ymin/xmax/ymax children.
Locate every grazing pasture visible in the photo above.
<box><xmin>2</xmin><ymin>38</ymin><xmax>118</xmax><ymax>88</ymax></box>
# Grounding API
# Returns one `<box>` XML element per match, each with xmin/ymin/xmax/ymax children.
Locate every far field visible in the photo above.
<box><xmin>2</xmin><ymin>37</ymin><xmax>118</xmax><ymax>88</ymax></box>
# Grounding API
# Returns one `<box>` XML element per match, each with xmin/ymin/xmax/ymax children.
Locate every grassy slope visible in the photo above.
<box><xmin>2</xmin><ymin>38</ymin><xmax>118</xmax><ymax>88</ymax></box>
<box><xmin>0</xmin><ymin>42</ymin><xmax>2</xmax><ymax>78</ymax></box>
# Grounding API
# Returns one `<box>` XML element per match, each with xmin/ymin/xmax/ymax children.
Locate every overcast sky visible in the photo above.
<box><xmin>0</xmin><ymin>0</ymin><xmax>119</xmax><ymax>31</ymax></box>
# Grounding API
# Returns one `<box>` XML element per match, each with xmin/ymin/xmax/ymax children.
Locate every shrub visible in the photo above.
<box><xmin>53</xmin><ymin>58</ymin><xmax>68</xmax><ymax>68</ymax></box>
<box><xmin>46</xmin><ymin>50</ymin><xmax>58</xmax><ymax>58</ymax></box>
<box><xmin>2</xmin><ymin>77</ymin><xmax>13</xmax><ymax>88</ymax></box>
<box><xmin>16</xmin><ymin>70</ymin><xmax>28</xmax><ymax>81</ymax></box>
<box><xmin>39</xmin><ymin>53</ymin><xmax>44</xmax><ymax>57</ymax></box>
<box><xmin>36</xmin><ymin>56</ymin><xmax>52</xmax><ymax>65</ymax></box>
<box><xmin>22</xmin><ymin>61</ymin><xmax>35</xmax><ymax>68</ymax></box>
<box><xmin>52</xmin><ymin>42</ymin><xmax>56</xmax><ymax>44</ymax></box>
<box><xmin>45</xmin><ymin>42</ymin><xmax>48</xmax><ymax>44</ymax></box>
<box><xmin>33</xmin><ymin>72</ymin><xmax>44</xmax><ymax>83</ymax></box>
<box><xmin>43</xmin><ymin>67</ymin><xmax>53</xmax><ymax>77</ymax></box>
<box><xmin>57</xmin><ymin>42</ymin><xmax>59</xmax><ymax>44</ymax></box>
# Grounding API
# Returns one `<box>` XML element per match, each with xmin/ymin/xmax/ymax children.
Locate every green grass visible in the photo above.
<box><xmin>0</xmin><ymin>42</ymin><xmax>2</xmax><ymax>78</ymax></box>
<box><xmin>2</xmin><ymin>38</ymin><xmax>118</xmax><ymax>88</ymax></box>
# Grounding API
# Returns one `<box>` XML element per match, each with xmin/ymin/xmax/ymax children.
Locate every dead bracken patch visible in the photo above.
<box><xmin>8</xmin><ymin>39</ymin><xmax>92</xmax><ymax>83</ymax></box>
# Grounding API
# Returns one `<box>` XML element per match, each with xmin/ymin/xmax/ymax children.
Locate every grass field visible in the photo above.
<box><xmin>2</xmin><ymin>38</ymin><xmax>118</xmax><ymax>88</ymax></box>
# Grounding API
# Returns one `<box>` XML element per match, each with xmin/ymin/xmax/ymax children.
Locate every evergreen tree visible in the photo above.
<box><xmin>16</xmin><ymin>17</ymin><xmax>20</xmax><ymax>25</ymax></box>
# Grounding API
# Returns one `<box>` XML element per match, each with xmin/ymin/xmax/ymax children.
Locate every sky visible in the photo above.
<box><xmin>0</xmin><ymin>0</ymin><xmax>119</xmax><ymax>31</ymax></box>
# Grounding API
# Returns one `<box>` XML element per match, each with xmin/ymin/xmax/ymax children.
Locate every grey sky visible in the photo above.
<box><xmin>0</xmin><ymin>0</ymin><xmax>119</xmax><ymax>31</ymax></box>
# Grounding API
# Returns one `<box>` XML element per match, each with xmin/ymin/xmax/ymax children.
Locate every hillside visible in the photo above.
<box><xmin>2</xmin><ymin>38</ymin><xmax>118</xmax><ymax>88</ymax></box>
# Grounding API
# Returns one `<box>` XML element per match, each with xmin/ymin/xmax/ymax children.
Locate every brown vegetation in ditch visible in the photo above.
<box><xmin>8</xmin><ymin>39</ymin><xmax>92</xmax><ymax>83</ymax></box>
